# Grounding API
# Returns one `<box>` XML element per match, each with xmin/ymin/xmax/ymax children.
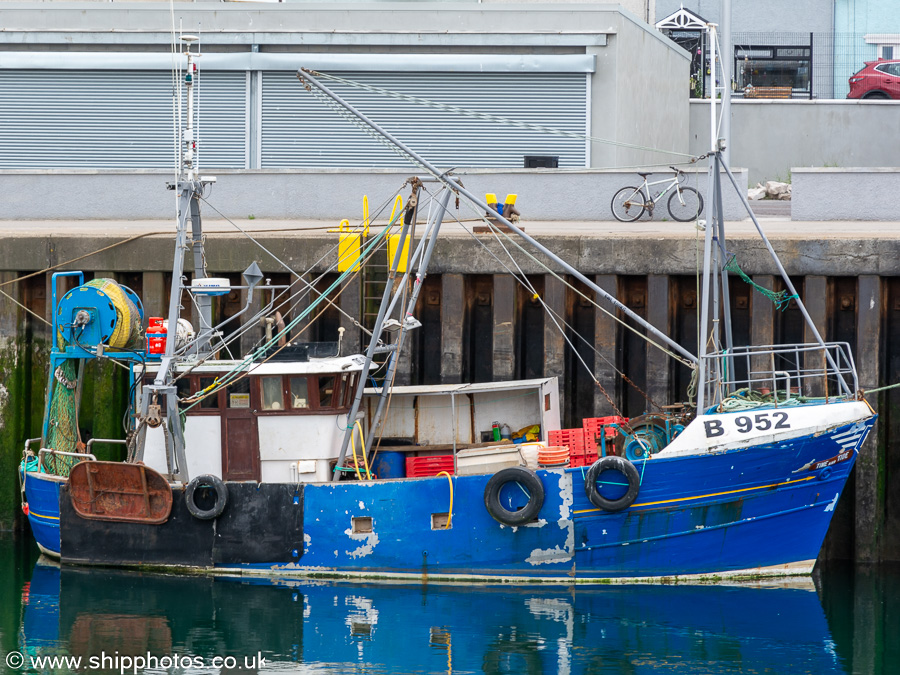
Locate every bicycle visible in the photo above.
<box><xmin>610</xmin><ymin>167</ymin><xmax>704</xmax><ymax>223</ymax></box>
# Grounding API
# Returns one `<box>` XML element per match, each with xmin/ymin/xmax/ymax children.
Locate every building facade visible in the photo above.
<box><xmin>0</xmin><ymin>2</ymin><xmax>688</xmax><ymax>174</ymax></box>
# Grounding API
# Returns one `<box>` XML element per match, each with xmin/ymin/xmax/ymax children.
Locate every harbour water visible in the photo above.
<box><xmin>1</xmin><ymin>534</ymin><xmax>897</xmax><ymax>674</ymax></box>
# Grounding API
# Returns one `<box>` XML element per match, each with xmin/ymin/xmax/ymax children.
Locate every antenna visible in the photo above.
<box><xmin>181</xmin><ymin>34</ymin><xmax>200</xmax><ymax>180</ymax></box>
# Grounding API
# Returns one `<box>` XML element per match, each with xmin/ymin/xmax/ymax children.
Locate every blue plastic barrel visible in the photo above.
<box><xmin>372</xmin><ymin>451</ymin><xmax>406</xmax><ymax>479</ymax></box>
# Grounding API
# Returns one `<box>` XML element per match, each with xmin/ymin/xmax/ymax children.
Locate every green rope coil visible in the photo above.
<box><xmin>724</xmin><ymin>256</ymin><xmax>798</xmax><ymax>311</ymax></box>
<box><xmin>719</xmin><ymin>387</ymin><xmax>809</xmax><ymax>411</ymax></box>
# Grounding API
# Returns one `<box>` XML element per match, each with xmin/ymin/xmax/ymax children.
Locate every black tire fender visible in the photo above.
<box><xmin>184</xmin><ymin>474</ymin><xmax>228</xmax><ymax>520</ymax></box>
<box><xmin>584</xmin><ymin>456</ymin><xmax>640</xmax><ymax>512</ymax></box>
<box><xmin>484</xmin><ymin>467</ymin><xmax>545</xmax><ymax>526</ymax></box>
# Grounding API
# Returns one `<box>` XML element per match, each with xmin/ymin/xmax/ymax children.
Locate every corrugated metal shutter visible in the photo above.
<box><xmin>262</xmin><ymin>72</ymin><xmax>587</xmax><ymax>168</ymax></box>
<box><xmin>0</xmin><ymin>70</ymin><xmax>247</xmax><ymax>169</ymax></box>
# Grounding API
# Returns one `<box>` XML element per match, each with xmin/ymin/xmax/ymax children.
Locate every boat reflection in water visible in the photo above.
<box><xmin>21</xmin><ymin>561</ymin><xmax>847</xmax><ymax>674</ymax></box>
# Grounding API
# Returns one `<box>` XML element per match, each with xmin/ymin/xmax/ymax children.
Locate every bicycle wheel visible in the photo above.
<box><xmin>611</xmin><ymin>186</ymin><xmax>646</xmax><ymax>222</ymax></box>
<box><xmin>667</xmin><ymin>186</ymin><xmax>703</xmax><ymax>222</ymax></box>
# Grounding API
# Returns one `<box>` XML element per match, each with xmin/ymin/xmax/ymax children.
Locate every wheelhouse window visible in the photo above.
<box><xmin>141</xmin><ymin>373</ymin><xmax>229</xmax><ymax>415</ymax></box>
<box><xmin>290</xmin><ymin>376</ymin><xmax>310</xmax><ymax>409</ymax></box>
<box><xmin>260</xmin><ymin>375</ymin><xmax>285</xmax><ymax>411</ymax></box>
<box><xmin>319</xmin><ymin>375</ymin><xmax>336</xmax><ymax>407</ymax></box>
<box><xmin>255</xmin><ymin>373</ymin><xmax>352</xmax><ymax>414</ymax></box>
<box><xmin>341</xmin><ymin>372</ymin><xmax>357</xmax><ymax>407</ymax></box>
<box><xmin>144</xmin><ymin>371</ymin><xmax>357</xmax><ymax>415</ymax></box>
<box><xmin>198</xmin><ymin>377</ymin><xmax>219</xmax><ymax>410</ymax></box>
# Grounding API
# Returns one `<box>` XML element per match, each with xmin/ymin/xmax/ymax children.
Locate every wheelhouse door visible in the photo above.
<box><xmin>220</xmin><ymin>378</ymin><xmax>260</xmax><ymax>481</ymax></box>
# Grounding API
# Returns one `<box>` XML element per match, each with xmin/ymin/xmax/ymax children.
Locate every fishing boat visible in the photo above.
<box><xmin>19</xmin><ymin>36</ymin><xmax>875</xmax><ymax>583</ymax></box>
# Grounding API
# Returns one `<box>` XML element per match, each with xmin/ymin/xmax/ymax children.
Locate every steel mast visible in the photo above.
<box><xmin>134</xmin><ymin>35</ymin><xmax>215</xmax><ymax>481</ymax></box>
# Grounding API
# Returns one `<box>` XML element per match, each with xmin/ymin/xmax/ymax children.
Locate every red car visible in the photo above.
<box><xmin>848</xmin><ymin>59</ymin><xmax>900</xmax><ymax>99</ymax></box>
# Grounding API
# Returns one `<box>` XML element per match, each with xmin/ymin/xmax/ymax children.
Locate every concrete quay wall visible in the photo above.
<box><xmin>0</xmin><ymin>223</ymin><xmax>897</xmax><ymax>567</ymax></box>
<box><xmin>0</xmin><ymin>168</ymin><xmax>746</xmax><ymax>222</ymax></box>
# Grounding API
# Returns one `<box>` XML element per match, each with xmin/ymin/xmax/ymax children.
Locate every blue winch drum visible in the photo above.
<box><xmin>55</xmin><ymin>281</ymin><xmax>144</xmax><ymax>348</ymax></box>
<box><xmin>372</xmin><ymin>451</ymin><xmax>406</xmax><ymax>479</ymax></box>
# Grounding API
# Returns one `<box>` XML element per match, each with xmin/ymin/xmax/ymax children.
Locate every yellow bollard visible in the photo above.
<box><xmin>338</xmin><ymin>232</ymin><xmax>362</xmax><ymax>272</ymax></box>
<box><xmin>388</xmin><ymin>232</ymin><xmax>410</xmax><ymax>273</ymax></box>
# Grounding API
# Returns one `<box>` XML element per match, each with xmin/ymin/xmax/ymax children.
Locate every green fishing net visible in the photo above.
<box><xmin>724</xmin><ymin>256</ymin><xmax>798</xmax><ymax>311</ymax></box>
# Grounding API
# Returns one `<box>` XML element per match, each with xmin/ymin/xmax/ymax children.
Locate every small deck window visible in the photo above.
<box><xmin>261</xmin><ymin>375</ymin><xmax>285</xmax><ymax>411</ymax></box>
<box><xmin>142</xmin><ymin>373</ymin><xmax>226</xmax><ymax>415</ymax></box>
<box><xmin>198</xmin><ymin>377</ymin><xmax>219</xmax><ymax>410</ymax></box>
<box><xmin>319</xmin><ymin>375</ymin><xmax>336</xmax><ymax>407</ymax></box>
<box><xmin>351</xmin><ymin>516</ymin><xmax>373</xmax><ymax>534</ymax></box>
<box><xmin>290</xmin><ymin>376</ymin><xmax>310</xmax><ymax>409</ymax></box>
<box><xmin>342</xmin><ymin>372</ymin><xmax>357</xmax><ymax>407</ymax></box>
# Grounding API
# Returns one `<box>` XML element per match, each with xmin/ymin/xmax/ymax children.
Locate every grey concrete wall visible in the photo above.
<box><xmin>0</xmin><ymin>3</ymin><xmax>689</xmax><ymax>175</ymax></box>
<box><xmin>792</xmin><ymin>168</ymin><xmax>900</xmax><ymax>221</ymax></box>
<box><xmin>600</xmin><ymin>13</ymin><xmax>691</xmax><ymax>169</ymax></box>
<box><xmin>690</xmin><ymin>99</ymin><xmax>900</xmax><ymax>184</ymax></box>
<box><xmin>0</xmin><ymin>167</ymin><xmax>746</xmax><ymax>221</ymax></box>
<box><xmin>0</xmin><ymin>3</ymin><xmax>619</xmax><ymax>40</ymax></box>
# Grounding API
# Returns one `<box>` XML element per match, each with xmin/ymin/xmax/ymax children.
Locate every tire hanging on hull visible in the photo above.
<box><xmin>185</xmin><ymin>475</ymin><xmax>228</xmax><ymax>520</ymax></box>
<box><xmin>484</xmin><ymin>467</ymin><xmax>545</xmax><ymax>526</ymax></box>
<box><xmin>585</xmin><ymin>456</ymin><xmax>640</xmax><ymax>512</ymax></box>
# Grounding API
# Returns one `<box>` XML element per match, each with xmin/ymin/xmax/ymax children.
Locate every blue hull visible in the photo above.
<box><xmin>247</xmin><ymin>416</ymin><xmax>873</xmax><ymax>580</ymax></box>
<box><xmin>31</xmin><ymin>416</ymin><xmax>873</xmax><ymax>581</ymax></box>
<box><xmin>20</xmin><ymin>470</ymin><xmax>62</xmax><ymax>557</ymax></box>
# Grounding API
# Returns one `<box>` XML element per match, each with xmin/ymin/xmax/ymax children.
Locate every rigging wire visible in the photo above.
<box><xmin>0</xmin><ymin>287</ymin><xmax>51</xmax><ymax>327</ymax></box>
<box><xmin>196</xmin><ymin>184</ymin><xmax>418</xmax><ymax>341</ymax></box>
<box><xmin>453</xmin><ymin>193</ymin><xmax>694</xmax><ymax>370</ymax></box>
<box><xmin>310</xmin><ymin>71</ymin><xmax>698</xmax><ymax>161</ymax></box>
<box><xmin>297</xmin><ymin>73</ymin><xmax>694</xmax><ymax>414</ymax></box>
<box><xmin>427</xmin><ymin>184</ymin><xmax>662</xmax><ymax>412</ymax></box>
<box><xmin>298</xmin><ymin>69</ymin><xmax>696</xmax><ymax>372</ymax></box>
<box><xmin>179</xmin><ymin>206</ymin><xmax>407</xmax><ymax>409</ymax></box>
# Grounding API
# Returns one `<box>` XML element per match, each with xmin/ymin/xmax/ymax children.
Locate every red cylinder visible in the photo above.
<box><xmin>146</xmin><ymin>325</ymin><xmax>167</xmax><ymax>355</ymax></box>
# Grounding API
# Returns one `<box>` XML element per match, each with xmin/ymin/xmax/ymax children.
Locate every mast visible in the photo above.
<box><xmin>721</xmin><ymin>0</ymin><xmax>732</xmax><ymax>167</ymax></box>
<box><xmin>696</xmin><ymin>19</ymin><xmax>850</xmax><ymax>407</ymax></box>
<box><xmin>134</xmin><ymin>35</ymin><xmax>215</xmax><ymax>481</ymax></box>
<box><xmin>362</xmin><ymin>187</ymin><xmax>453</xmax><ymax>456</ymax></box>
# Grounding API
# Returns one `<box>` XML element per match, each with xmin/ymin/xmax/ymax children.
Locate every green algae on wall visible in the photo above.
<box><xmin>0</xmin><ymin>336</ymin><xmax>47</xmax><ymax>532</ymax></box>
<box><xmin>0</xmin><ymin>327</ymin><xmax>129</xmax><ymax>530</ymax></box>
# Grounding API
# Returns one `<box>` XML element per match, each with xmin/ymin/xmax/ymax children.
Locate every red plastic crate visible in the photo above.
<box><xmin>569</xmin><ymin>450</ymin><xmax>599</xmax><ymax>468</ymax></box>
<box><xmin>406</xmin><ymin>455</ymin><xmax>455</xmax><ymax>478</ymax></box>
<box><xmin>583</xmin><ymin>416</ymin><xmax>628</xmax><ymax>452</ymax></box>
<box><xmin>548</xmin><ymin>429</ymin><xmax>585</xmax><ymax>454</ymax></box>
